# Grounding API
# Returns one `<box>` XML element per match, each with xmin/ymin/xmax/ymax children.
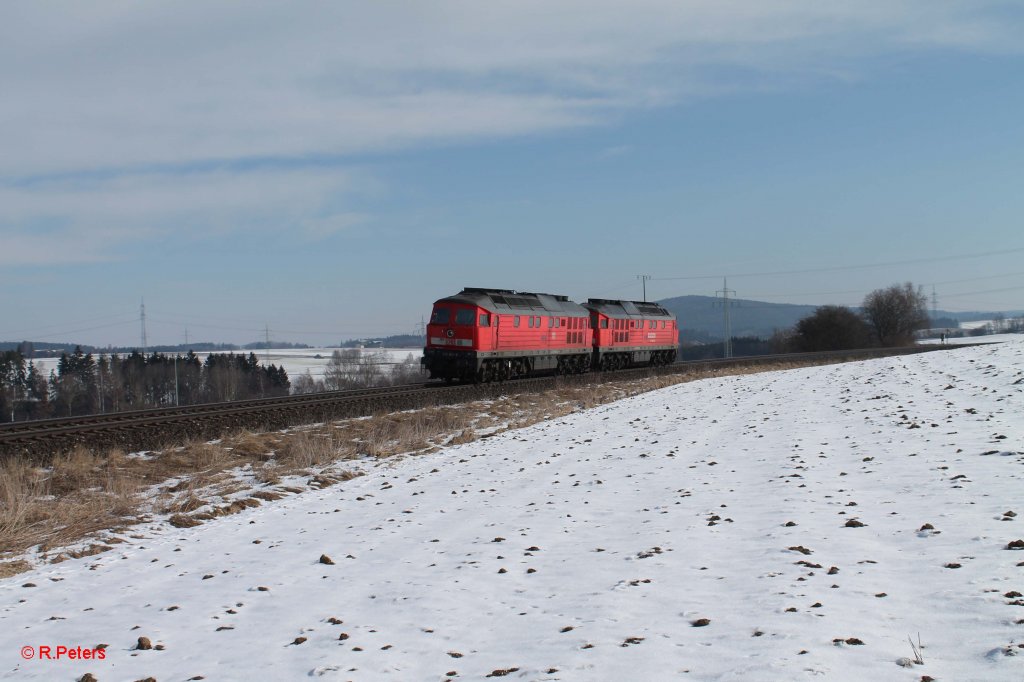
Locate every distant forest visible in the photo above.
<box><xmin>0</xmin><ymin>340</ymin><xmax>243</xmax><ymax>357</ymax></box>
<box><xmin>0</xmin><ymin>347</ymin><xmax>289</xmax><ymax>422</ymax></box>
<box><xmin>0</xmin><ymin>336</ymin><xmax>421</xmax><ymax>357</ymax></box>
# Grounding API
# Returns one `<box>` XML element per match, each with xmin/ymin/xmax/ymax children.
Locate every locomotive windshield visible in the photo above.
<box><xmin>431</xmin><ymin>308</ymin><xmax>450</xmax><ymax>324</ymax></box>
<box><xmin>455</xmin><ymin>309</ymin><xmax>475</xmax><ymax>325</ymax></box>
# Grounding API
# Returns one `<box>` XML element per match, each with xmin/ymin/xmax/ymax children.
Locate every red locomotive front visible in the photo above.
<box><xmin>423</xmin><ymin>288</ymin><xmax>592</xmax><ymax>382</ymax></box>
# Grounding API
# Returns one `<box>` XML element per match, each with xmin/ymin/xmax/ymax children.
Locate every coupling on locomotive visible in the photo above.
<box><xmin>422</xmin><ymin>287</ymin><xmax>679</xmax><ymax>383</ymax></box>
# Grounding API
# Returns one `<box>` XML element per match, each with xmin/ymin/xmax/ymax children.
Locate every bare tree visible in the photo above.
<box><xmin>324</xmin><ymin>349</ymin><xmax>363</xmax><ymax>390</ymax></box>
<box><xmin>390</xmin><ymin>353</ymin><xmax>423</xmax><ymax>385</ymax></box>
<box><xmin>356</xmin><ymin>350</ymin><xmax>386</xmax><ymax>386</ymax></box>
<box><xmin>862</xmin><ymin>282</ymin><xmax>929</xmax><ymax>347</ymax></box>
<box><xmin>292</xmin><ymin>369</ymin><xmax>322</xmax><ymax>394</ymax></box>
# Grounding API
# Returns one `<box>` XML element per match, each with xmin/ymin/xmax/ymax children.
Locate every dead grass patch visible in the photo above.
<box><xmin>193</xmin><ymin>497</ymin><xmax>262</xmax><ymax>521</ymax></box>
<box><xmin>0</xmin><ymin>559</ymin><xmax>31</xmax><ymax>578</ymax></box>
<box><xmin>65</xmin><ymin>543</ymin><xmax>114</xmax><ymax>559</ymax></box>
<box><xmin>168</xmin><ymin>514</ymin><xmax>202</xmax><ymax>529</ymax></box>
<box><xmin>250</xmin><ymin>490</ymin><xmax>285</xmax><ymax>502</ymax></box>
<box><xmin>1</xmin><ymin>446</ymin><xmax>143</xmax><ymax>560</ymax></box>
<box><xmin>227</xmin><ymin>431</ymin><xmax>276</xmax><ymax>460</ymax></box>
<box><xmin>277</xmin><ymin>430</ymin><xmax>354</xmax><ymax>469</ymax></box>
<box><xmin>449</xmin><ymin>428</ymin><xmax>478</xmax><ymax>446</ymax></box>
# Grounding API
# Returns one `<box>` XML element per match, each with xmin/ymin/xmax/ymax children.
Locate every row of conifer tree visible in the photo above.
<box><xmin>0</xmin><ymin>347</ymin><xmax>290</xmax><ymax>422</ymax></box>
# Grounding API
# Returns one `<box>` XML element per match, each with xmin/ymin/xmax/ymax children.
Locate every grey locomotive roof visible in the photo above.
<box><xmin>584</xmin><ymin>298</ymin><xmax>676</xmax><ymax>320</ymax></box>
<box><xmin>435</xmin><ymin>288</ymin><xmax>588</xmax><ymax>316</ymax></box>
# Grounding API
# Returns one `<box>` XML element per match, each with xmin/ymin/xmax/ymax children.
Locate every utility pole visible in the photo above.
<box><xmin>637</xmin><ymin>274</ymin><xmax>652</xmax><ymax>302</ymax></box>
<box><xmin>176</xmin><ymin>328</ymin><xmax>187</xmax><ymax>406</ymax></box>
<box><xmin>140</xmin><ymin>299</ymin><xmax>148</xmax><ymax>354</ymax></box>
<box><xmin>715</xmin><ymin>278</ymin><xmax>736</xmax><ymax>359</ymax></box>
<box><xmin>264</xmin><ymin>324</ymin><xmax>271</xmax><ymax>364</ymax></box>
<box><xmin>931</xmin><ymin>285</ymin><xmax>938</xmax><ymax>324</ymax></box>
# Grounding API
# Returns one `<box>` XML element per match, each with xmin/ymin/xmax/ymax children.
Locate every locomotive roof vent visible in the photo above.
<box><xmin>462</xmin><ymin>287</ymin><xmax>517</xmax><ymax>295</ymax></box>
<box><xmin>491</xmin><ymin>294</ymin><xmax>538</xmax><ymax>309</ymax></box>
<box><xmin>635</xmin><ymin>303</ymin><xmax>670</xmax><ymax>316</ymax></box>
<box><xmin>586</xmin><ymin>298</ymin><xmax>674</xmax><ymax>318</ymax></box>
<box><xmin>517</xmin><ymin>291</ymin><xmax>568</xmax><ymax>301</ymax></box>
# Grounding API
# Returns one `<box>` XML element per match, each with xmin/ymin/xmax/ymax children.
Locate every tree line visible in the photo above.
<box><xmin>0</xmin><ymin>348</ymin><xmax>290</xmax><ymax>422</ymax></box>
<box><xmin>778</xmin><ymin>282</ymin><xmax>933</xmax><ymax>352</ymax></box>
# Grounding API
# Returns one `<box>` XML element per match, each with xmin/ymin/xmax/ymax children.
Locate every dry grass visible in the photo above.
<box><xmin>0</xmin><ymin>359</ymin><xmax>829</xmax><ymax>569</ymax></box>
<box><xmin>0</xmin><ymin>559</ymin><xmax>32</xmax><ymax>578</ymax></box>
<box><xmin>0</xmin><ymin>446</ymin><xmax>144</xmax><ymax>559</ymax></box>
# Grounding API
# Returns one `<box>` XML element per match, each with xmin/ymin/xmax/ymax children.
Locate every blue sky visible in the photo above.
<box><xmin>2</xmin><ymin>1</ymin><xmax>1023</xmax><ymax>346</ymax></box>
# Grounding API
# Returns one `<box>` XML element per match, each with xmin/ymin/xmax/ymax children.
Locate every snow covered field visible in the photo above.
<box><xmin>254</xmin><ymin>348</ymin><xmax>421</xmax><ymax>383</ymax></box>
<box><xmin>920</xmin><ymin>333</ymin><xmax>1021</xmax><ymax>347</ymax></box>
<box><xmin>3</xmin><ymin>340</ymin><xmax>1023</xmax><ymax>681</ymax></box>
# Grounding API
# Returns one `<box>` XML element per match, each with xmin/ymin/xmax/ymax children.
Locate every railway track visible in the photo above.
<box><xmin>0</xmin><ymin>344</ymin><xmax>964</xmax><ymax>460</ymax></box>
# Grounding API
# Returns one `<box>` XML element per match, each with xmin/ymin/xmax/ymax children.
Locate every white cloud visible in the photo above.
<box><xmin>0</xmin><ymin>167</ymin><xmax>361</xmax><ymax>264</ymax></box>
<box><xmin>0</xmin><ymin>1</ymin><xmax>1019</xmax><ymax>264</ymax></box>
<box><xmin>1</xmin><ymin>1</ymin><xmax>1018</xmax><ymax>176</ymax></box>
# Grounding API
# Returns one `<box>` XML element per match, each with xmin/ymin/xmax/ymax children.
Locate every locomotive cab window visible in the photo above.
<box><xmin>600</xmin><ymin>319</ymin><xmax>608</xmax><ymax>329</ymax></box>
<box><xmin>455</xmin><ymin>309</ymin><xmax>475</xmax><ymax>325</ymax></box>
<box><xmin>431</xmin><ymin>308</ymin><xmax>450</xmax><ymax>324</ymax></box>
<box><xmin>514</xmin><ymin>316</ymin><xmax>520</xmax><ymax>327</ymax></box>
<box><xmin>548</xmin><ymin>317</ymin><xmax>554</xmax><ymax>328</ymax></box>
<box><xmin>479</xmin><ymin>313</ymin><xmax>490</xmax><ymax>327</ymax></box>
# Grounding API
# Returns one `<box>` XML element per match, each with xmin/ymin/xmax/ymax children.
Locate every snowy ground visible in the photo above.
<box><xmin>3</xmin><ymin>341</ymin><xmax>1023</xmax><ymax>681</ymax></box>
<box><xmin>920</xmin><ymin>333</ymin><xmax>1021</xmax><ymax>346</ymax></box>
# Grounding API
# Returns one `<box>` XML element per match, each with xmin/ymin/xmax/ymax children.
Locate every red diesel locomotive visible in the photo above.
<box><xmin>422</xmin><ymin>288</ymin><xmax>678</xmax><ymax>382</ymax></box>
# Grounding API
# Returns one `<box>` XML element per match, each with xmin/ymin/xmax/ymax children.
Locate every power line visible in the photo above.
<box><xmin>930</xmin><ymin>271</ymin><xmax>1024</xmax><ymax>287</ymax></box>
<box><xmin>140</xmin><ymin>299</ymin><xmax>147</xmax><ymax>354</ymax></box>
<box><xmin>940</xmin><ymin>284</ymin><xmax>1024</xmax><ymax>299</ymax></box>
<box><xmin>2</xmin><ymin>318</ymin><xmax>139</xmax><ymax>341</ymax></box>
<box><xmin>2</xmin><ymin>313</ymin><xmax>139</xmax><ymax>336</ymax></box>
<box><xmin>654</xmin><ymin>246</ymin><xmax>1024</xmax><ymax>281</ymax></box>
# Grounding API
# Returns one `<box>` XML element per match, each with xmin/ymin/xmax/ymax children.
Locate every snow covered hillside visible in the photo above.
<box><xmin>3</xmin><ymin>341</ymin><xmax>1023</xmax><ymax>681</ymax></box>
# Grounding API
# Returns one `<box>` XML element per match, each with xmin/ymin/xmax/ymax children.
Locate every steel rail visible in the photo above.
<box><xmin>0</xmin><ymin>344</ymin><xmax>969</xmax><ymax>460</ymax></box>
<box><xmin>0</xmin><ymin>382</ymin><xmax>431</xmax><ymax>434</ymax></box>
